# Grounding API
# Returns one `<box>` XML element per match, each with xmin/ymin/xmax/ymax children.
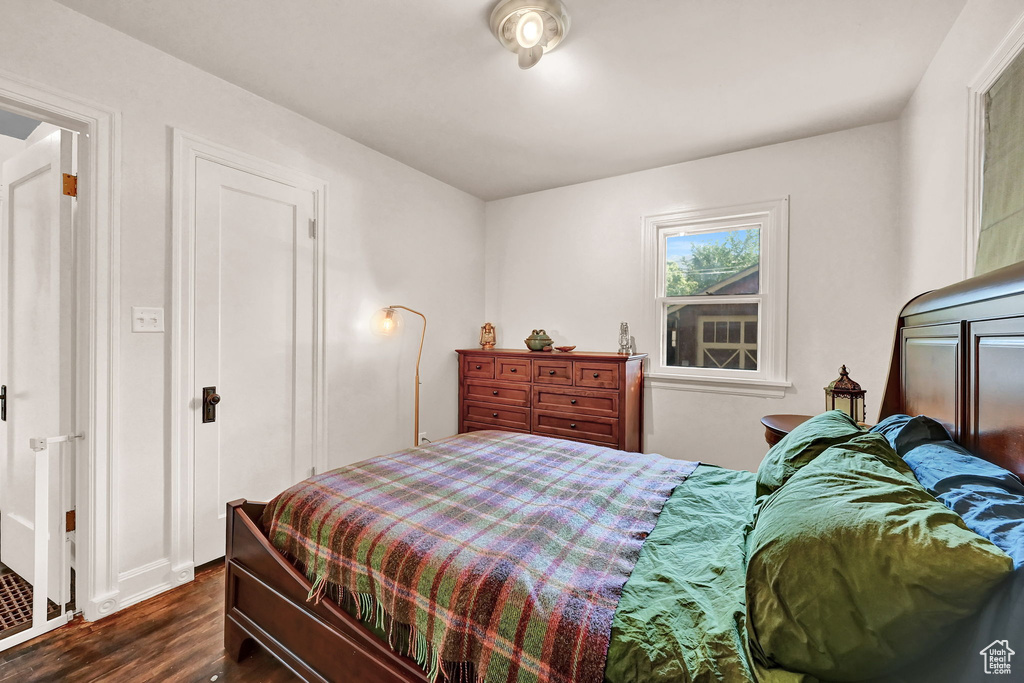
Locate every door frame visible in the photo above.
<box><xmin>170</xmin><ymin>130</ymin><xmax>328</xmax><ymax>580</ymax></box>
<box><xmin>0</xmin><ymin>69</ymin><xmax>121</xmax><ymax>623</ymax></box>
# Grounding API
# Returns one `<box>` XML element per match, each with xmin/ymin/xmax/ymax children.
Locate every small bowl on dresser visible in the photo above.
<box><xmin>555</xmin><ymin>345</ymin><xmax>576</xmax><ymax>352</ymax></box>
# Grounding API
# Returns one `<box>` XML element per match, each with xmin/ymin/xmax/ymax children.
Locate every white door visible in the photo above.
<box><xmin>193</xmin><ymin>158</ymin><xmax>317</xmax><ymax>565</ymax></box>
<box><xmin>0</xmin><ymin>130</ymin><xmax>75</xmax><ymax>605</ymax></box>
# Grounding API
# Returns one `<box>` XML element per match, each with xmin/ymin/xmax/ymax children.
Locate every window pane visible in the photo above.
<box><xmin>665</xmin><ymin>228</ymin><xmax>760</xmax><ymax>296</ymax></box>
<box><xmin>665</xmin><ymin>303</ymin><xmax>758</xmax><ymax>371</ymax></box>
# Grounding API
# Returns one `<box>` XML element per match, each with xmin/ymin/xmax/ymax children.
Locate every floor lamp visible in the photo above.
<box><xmin>373</xmin><ymin>305</ymin><xmax>427</xmax><ymax>446</ymax></box>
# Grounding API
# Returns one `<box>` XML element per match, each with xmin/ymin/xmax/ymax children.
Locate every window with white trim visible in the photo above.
<box><xmin>644</xmin><ymin>199</ymin><xmax>790</xmax><ymax>397</ymax></box>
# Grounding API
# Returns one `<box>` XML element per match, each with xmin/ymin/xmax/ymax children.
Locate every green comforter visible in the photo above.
<box><xmin>605</xmin><ymin>464</ymin><xmax>758</xmax><ymax>683</ymax></box>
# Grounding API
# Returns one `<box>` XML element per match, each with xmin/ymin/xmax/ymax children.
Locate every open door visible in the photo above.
<box><xmin>0</xmin><ymin>129</ymin><xmax>76</xmax><ymax>644</ymax></box>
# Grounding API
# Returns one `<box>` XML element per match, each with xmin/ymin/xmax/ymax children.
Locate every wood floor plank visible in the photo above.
<box><xmin>0</xmin><ymin>563</ymin><xmax>296</xmax><ymax>682</ymax></box>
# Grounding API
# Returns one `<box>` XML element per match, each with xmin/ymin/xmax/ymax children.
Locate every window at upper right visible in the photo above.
<box><xmin>973</xmin><ymin>43</ymin><xmax>1024</xmax><ymax>275</ymax></box>
<box><xmin>643</xmin><ymin>199</ymin><xmax>790</xmax><ymax>397</ymax></box>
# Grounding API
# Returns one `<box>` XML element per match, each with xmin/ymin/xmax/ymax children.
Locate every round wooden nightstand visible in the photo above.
<box><xmin>760</xmin><ymin>414</ymin><xmax>813</xmax><ymax>447</ymax></box>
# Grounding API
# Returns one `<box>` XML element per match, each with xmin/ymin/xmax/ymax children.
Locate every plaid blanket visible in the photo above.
<box><xmin>263</xmin><ymin>431</ymin><xmax>698</xmax><ymax>683</ymax></box>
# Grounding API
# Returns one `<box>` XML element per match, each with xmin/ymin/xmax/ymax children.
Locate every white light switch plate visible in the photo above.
<box><xmin>131</xmin><ymin>306</ymin><xmax>164</xmax><ymax>333</ymax></box>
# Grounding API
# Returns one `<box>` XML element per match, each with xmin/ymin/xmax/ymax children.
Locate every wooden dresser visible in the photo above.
<box><xmin>456</xmin><ymin>349</ymin><xmax>646</xmax><ymax>452</ymax></box>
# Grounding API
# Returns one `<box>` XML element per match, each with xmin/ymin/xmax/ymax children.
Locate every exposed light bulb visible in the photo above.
<box><xmin>371</xmin><ymin>307</ymin><xmax>403</xmax><ymax>336</ymax></box>
<box><xmin>515</xmin><ymin>11</ymin><xmax>544</xmax><ymax>49</ymax></box>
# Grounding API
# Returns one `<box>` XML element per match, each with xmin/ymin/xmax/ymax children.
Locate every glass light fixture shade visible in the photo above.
<box><xmin>518</xmin><ymin>44</ymin><xmax>543</xmax><ymax>69</ymax></box>
<box><xmin>489</xmin><ymin>0</ymin><xmax>570</xmax><ymax>69</ymax></box>
<box><xmin>371</xmin><ymin>307</ymin><xmax>403</xmax><ymax>336</ymax></box>
<box><xmin>515</xmin><ymin>11</ymin><xmax>545</xmax><ymax>48</ymax></box>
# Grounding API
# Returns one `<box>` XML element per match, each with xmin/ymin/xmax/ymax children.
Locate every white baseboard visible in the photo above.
<box><xmin>116</xmin><ymin>557</ymin><xmax>192</xmax><ymax>609</ymax></box>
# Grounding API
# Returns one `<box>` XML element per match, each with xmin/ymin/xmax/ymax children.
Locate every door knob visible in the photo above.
<box><xmin>202</xmin><ymin>387</ymin><xmax>221</xmax><ymax>423</ymax></box>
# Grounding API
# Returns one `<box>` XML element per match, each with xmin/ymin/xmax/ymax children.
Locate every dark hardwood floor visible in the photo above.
<box><xmin>0</xmin><ymin>562</ymin><xmax>296</xmax><ymax>682</ymax></box>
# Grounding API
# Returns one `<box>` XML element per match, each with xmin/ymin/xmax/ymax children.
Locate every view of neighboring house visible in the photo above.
<box><xmin>666</xmin><ymin>265</ymin><xmax>759</xmax><ymax>370</ymax></box>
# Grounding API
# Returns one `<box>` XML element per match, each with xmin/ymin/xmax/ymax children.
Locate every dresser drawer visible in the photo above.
<box><xmin>534</xmin><ymin>359</ymin><xmax>573</xmax><ymax>385</ymax></box>
<box><xmin>465</xmin><ymin>380</ymin><xmax>530</xmax><ymax>407</ymax></box>
<box><xmin>463</xmin><ymin>355</ymin><xmax>494</xmax><ymax>379</ymax></box>
<box><xmin>462</xmin><ymin>421</ymin><xmax>528</xmax><ymax>435</ymax></box>
<box><xmin>532</xmin><ymin>410</ymin><xmax>619</xmax><ymax>445</ymax></box>
<box><xmin>532</xmin><ymin>386</ymin><xmax>618</xmax><ymax>417</ymax></box>
<box><xmin>463</xmin><ymin>401</ymin><xmax>530</xmax><ymax>430</ymax></box>
<box><xmin>574</xmin><ymin>361</ymin><xmax>620</xmax><ymax>389</ymax></box>
<box><xmin>496</xmin><ymin>357</ymin><xmax>531</xmax><ymax>382</ymax></box>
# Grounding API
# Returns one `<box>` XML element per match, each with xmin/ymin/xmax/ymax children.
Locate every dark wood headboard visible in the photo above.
<box><xmin>879</xmin><ymin>261</ymin><xmax>1024</xmax><ymax>479</ymax></box>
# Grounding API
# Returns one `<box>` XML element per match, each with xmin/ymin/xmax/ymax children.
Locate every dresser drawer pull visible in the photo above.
<box><xmin>548</xmin><ymin>370</ymin><xmax>556</xmax><ymax>375</ymax></box>
<box><xmin>570</xmin><ymin>399</ymin><xmax>577</xmax><ymax>404</ymax></box>
<box><xmin>570</xmin><ymin>423</ymin><xmax>577</xmax><ymax>429</ymax></box>
<box><xmin>492</xmin><ymin>390</ymin><xmax>499</xmax><ymax>395</ymax></box>
<box><xmin>593</xmin><ymin>372</ymin><xmax>599</xmax><ymax>378</ymax></box>
<box><xmin>510</xmin><ymin>368</ymin><xmax>517</xmax><ymax>373</ymax></box>
<box><xmin>475</xmin><ymin>364</ymin><xmax>481</xmax><ymax>370</ymax></box>
<box><xmin>492</xmin><ymin>412</ymin><xmax>499</xmax><ymax>418</ymax></box>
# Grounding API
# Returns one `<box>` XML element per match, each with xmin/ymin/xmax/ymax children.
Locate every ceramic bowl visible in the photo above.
<box><xmin>555</xmin><ymin>345</ymin><xmax>576</xmax><ymax>352</ymax></box>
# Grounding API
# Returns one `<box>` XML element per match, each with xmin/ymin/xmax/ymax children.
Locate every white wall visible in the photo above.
<box><xmin>899</xmin><ymin>0</ymin><xmax>1024</xmax><ymax>298</ymax></box>
<box><xmin>0</xmin><ymin>133</ymin><xmax>25</xmax><ymax>163</ymax></box>
<box><xmin>0</xmin><ymin>0</ymin><xmax>484</xmax><ymax>611</ymax></box>
<box><xmin>485</xmin><ymin>122</ymin><xmax>902</xmax><ymax>471</ymax></box>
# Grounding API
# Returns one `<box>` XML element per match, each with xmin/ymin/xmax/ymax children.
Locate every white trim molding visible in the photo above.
<box><xmin>642</xmin><ymin>198</ymin><xmax>790</xmax><ymax>398</ymax></box>
<box><xmin>965</xmin><ymin>11</ymin><xmax>1024</xmax><ymax>278</ymax></box>
<box><xmin>117</xmin><ymin>558</ymin><xmax>175</xmax><ymax>610</ymax></box>
<box><xmin>170</xmin><ymin>130</ymin><xmax>329</xmax><ymax>582</ymax></box>
<box><xmin>0</xmin><ymin>69</ymin><xmax>122</xmax><ymax>621</ymax></box>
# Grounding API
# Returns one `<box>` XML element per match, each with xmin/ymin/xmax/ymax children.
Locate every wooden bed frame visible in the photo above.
<box><xmin>225</xmin><ymin>261</ymin><xmax>1024</xmax><ymax>682</ymax></box>
<box><xmin>879</xmin><ymin>260</ymin><xmax>1024</xmax><ymax>479</ymax></box>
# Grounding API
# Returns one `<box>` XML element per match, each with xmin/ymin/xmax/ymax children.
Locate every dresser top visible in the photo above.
<box><xmin>456</xmin><ymin>348</ymin><xmax>647</xmax><ymax>361</ymax></box>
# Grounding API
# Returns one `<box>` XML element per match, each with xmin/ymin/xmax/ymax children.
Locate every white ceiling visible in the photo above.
<box><xmin>55</xmin><ymin>0</ymin><xmax>965</xmax><ymax>200</ymax></box>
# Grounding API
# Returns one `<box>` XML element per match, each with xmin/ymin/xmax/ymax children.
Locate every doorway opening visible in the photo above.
<box><xmin>0</xmin><ymin>107</ymin><xmax>79</xmax><ymax>647</ymax></box>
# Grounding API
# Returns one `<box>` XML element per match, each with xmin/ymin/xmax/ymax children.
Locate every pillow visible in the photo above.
<box><xmin>872</xmin><ymin>415</ymin><xmax>1024</xmax><ymax>568</ymax></box>
<box><xmin>868</xmin><ymin>412</ymin><xmax>913</xmax><ymax>448</ymax></box>
<box><xmin>746</xmin><ymin>432</ymin><xmax>1013</xmax><ymax>681</ymax></box>
<box><xmin>870</xmin><ymin>413</ymin><xmax>950</xmax><ymax>453</ymax></box>
<box><xmin>755</xmin><ymin>410</ymin><xmax>863</xmax><ymax>503</ymax></box>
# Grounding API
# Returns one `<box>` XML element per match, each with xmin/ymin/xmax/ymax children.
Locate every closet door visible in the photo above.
<box><xmin>192</xmin><ymin>158</ymin><xmax>316</xmax><ymax>566</ymax></box>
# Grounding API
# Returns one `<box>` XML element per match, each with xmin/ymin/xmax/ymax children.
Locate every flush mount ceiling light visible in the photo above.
<box><xmin>490</xmin><ymin>0</ymin><xmax>570</xmax><ymax>70</ymax></box>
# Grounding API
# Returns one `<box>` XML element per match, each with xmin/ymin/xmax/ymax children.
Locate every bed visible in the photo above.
<box><xmin>224</xmin><ymin>261</ymin><xmax>1024</xmax><ymax>683</ymax></box>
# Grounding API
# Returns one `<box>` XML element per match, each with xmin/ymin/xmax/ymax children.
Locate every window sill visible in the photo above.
<box><xmin>646</xmin><ymin>372</ymin><xmax>791</xmax><ymax>398</ymax></box>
